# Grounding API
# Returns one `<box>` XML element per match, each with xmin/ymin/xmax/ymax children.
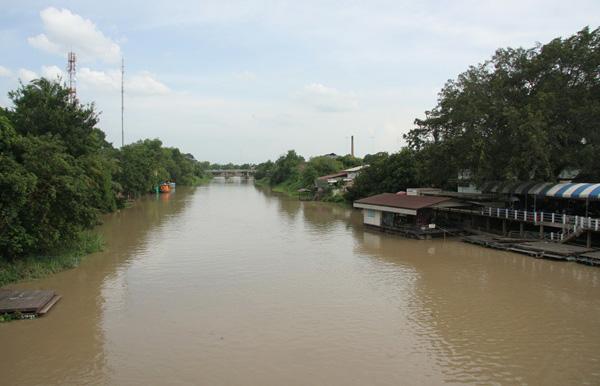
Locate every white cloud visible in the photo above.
<box><xmin>0</xmin><ymin>65</ymin><xmax>11</xmax><ymax>77</ymax></box>
<box><xmin>27</xmin><ymin>33</ymin><xmax>60</xmax><ymax>54</ymax></box>
<box><xmin>127</xmin><ymin>71</ymin><xmax>170</xmax><ymax>95</ymax></box>
<box><xmin>300</xmin><ymin>83</ymin><xmax>358</xmax><ymax>112</ymax></box>
<box><xmin>41</xmin><ymin>65</ymin><xmax>64</xmax><ymax>80</ymax></box>
<box><xmin>28</xmin><ymin>7</ymin><xmax>121</xmax><ymax>63</ymax></box>
<box><xmin>79</xmin><ymin>67</ymin><xmax>120</xmax><ymax>90</ymax></box>
<box><xmin>18</xmin><ymin>68</ymin><xmax>38</xmax><ymax>83</ymax></box>
<box><xmin>78</xmin><ymin>67</ymin><xmax>169</xmax><ymax>96</ymax></box>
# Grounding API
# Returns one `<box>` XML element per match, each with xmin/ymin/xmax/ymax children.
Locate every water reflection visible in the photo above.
<box><xmin>1</xmin><ymin>182</ymin><xmax>599</xmax><ymax>385</ymax></box>
<box><xmin>0</xmin><ymin>188</ymin><xmax>194</xmax><ymax>385</ymax></box>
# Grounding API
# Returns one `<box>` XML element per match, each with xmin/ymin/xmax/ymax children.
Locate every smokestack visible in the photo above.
<box><xmin>351</xmin><ymin>135</ymin><xmax>354</xmax><ymax>157</ymax></box>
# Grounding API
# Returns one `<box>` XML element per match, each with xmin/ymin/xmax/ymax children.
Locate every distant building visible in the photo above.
<box><xmin>315</xmin><ymin>165</ymin><xmax>369</xmax><ymax>191</ymax></box>
<box><xmin>457</xmin><ymin>170</ymin><xmax>481</xmax><ymax>193</ymax></box>
<box><xmin>558</xmin><ymin>168</ymin><xmax>580</xmax><ymax>183</ymax></box>
<box><xmin>343</xmin><ymin>165</ymin><xmax>367</xmax><ymax>180</ymax></box>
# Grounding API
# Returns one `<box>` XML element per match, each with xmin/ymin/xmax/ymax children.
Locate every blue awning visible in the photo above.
<box><xmin>542</xmin><ymin>183</ymin><xmax>600</xmax><ymax>199</ymax></box>
<box><xmin>479</xmin><ymin>182</ymin><xmax>600</xmax><ymax>200</ymax></box>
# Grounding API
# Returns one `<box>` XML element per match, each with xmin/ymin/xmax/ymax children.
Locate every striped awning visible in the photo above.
<box><xmin>480</xmin><ymin>181</ymin><xmax>600</xmax><ymax>200</ymax></box>
<box><xmin>540</xmin><ymin>183</ymin><xmax>600</xmax><ymax>199</ymax></box>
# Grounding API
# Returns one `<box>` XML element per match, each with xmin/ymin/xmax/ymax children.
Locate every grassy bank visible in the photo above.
<box><xmin>255</xmin><ymin>177</ymin><xmax>302</xmax><ymax>197</ymax></box>
<box><xmin>0</xmin><ymin>231</ymin><xmax>103</xmax><ymax>287</ymax></box>
<box><xmin>254</xmin><ymin>178</ymin><xmax>352</xmax><ymax>207</ymax></box>
<box><xmin>254</xmin><ymin>177</ymin><xmax>269</xmax><ymax>187</ymax></box>
<box><xmin>271</xmin><ymin>180</ymin><xmax>303</xmax><ymax>197</ymax></box>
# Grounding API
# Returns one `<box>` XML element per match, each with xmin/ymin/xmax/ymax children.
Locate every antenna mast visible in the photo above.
<box><xmin>67</xmin><ymin>52</ymin><xmax>77</xmax><ymax>103</ymax></box>
<box><xmin>121</xmin><ymin>57</ymin><xmax>124</xmax><ymax>147</ymax></box>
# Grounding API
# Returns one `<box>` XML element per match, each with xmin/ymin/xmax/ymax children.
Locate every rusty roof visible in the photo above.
<box><xmin>354</xmin><ymin>193</ymin><xmax>452</xmax><ymax>210</ymax></box>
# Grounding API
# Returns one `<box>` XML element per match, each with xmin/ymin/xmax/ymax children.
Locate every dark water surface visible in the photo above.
<box><xmin>2</xmin><ymin>180</ymin><xmax>599</xmax><ymax>385</ymax></box>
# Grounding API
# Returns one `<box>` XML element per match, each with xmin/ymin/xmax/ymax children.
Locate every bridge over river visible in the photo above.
<box><xmin>207</xmin><ymin>169</ymin><xmax>255</xmax><ymax>178</ymax></box>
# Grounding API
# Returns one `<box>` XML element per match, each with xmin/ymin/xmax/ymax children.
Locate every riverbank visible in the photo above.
<box><xmin>0</xmin><ymin>231</ymin><xmax>103</xmax><ymax>287</ymax></box>
<box><xmin>254</xmin><ymin>178</ymin><xmax>352</xmax><ymax>209</ymax></box>
<box><xmin>254</xmin><ymin>177</ymin><xmax>300</xmax><ymax>196</ymax></box>
<box><xmin>1</xmin><ymin>179</ymin><xmax>212</xmax><ymax>288</ymax></box>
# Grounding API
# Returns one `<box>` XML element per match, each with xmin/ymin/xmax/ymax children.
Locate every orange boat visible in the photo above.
<box><xmin>159</xmin><ymin>183</ymin><xmax>171</xmax><ymax>193</ymax></box>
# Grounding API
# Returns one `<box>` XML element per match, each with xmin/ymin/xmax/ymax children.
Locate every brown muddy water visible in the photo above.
<box><xmin>1</xmin><ymin>179</ymin><xmax>600</xmax><ymax>385</ymax></box>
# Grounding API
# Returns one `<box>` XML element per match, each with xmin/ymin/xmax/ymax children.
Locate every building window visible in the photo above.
<box><xmin>367</xmin><ymin>209</ymin><xmax>376</xmax><ymax>218</ymax></box>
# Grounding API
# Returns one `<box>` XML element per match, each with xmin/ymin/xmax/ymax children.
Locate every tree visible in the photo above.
<box><xmin>270</xmin><ymin>150</ymin><xmax>304</xmax><ymax>185</ymax></box>
<box><xmin>8</xmin><ymin>78</ymin><xmax>107</xmax><ymax>157</ymax></box>
<box><xmin>8</xmin><ymin>78</ymin><xmax>119</xmax><ymax>211</ymax></box>
<box><xmin>0</xmin><ymin>114</ymin><xmax>98</xmax><ymax>258</ymax></box>
<box><xmin>300</xmin><ymin>156</ymin><xmax>344</xmax><ymax>187</ymax></box>
<box><xmin>117</xmin><ymin>139</ymin><xmax>169</xmax><ymax>197</ymax></box>
<box><xmin>254</xmin><ymin>160</ymin><xmax>274</xmax><ymax>180</ymax></box>
<box><xmin>346</xmin><ymin>148</ymin><xmax>420</xmax><ymax>201</ymax></box>
<box><xmin>405</xmin><ymin>27</ymin><xmax>600</xmax><ymax>185</ymax></box>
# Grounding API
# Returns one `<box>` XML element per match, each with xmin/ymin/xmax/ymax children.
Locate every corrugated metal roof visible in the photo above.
<box><xmin>354</xmin><ymin>193</ymin><xmax>452</xmax><ymax>210</ymax></box>
<box><xmin>317</xmin><ymin>172</ymin><xmax>347</xmax><ymax>180</ymax></box>
<box><xmin>343</xmin><ymin>165</ymin><xmax>368</xmax><ymax>173</ymax></box>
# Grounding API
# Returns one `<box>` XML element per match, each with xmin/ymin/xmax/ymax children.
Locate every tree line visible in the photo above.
<box><xmin>254</xmin><ymin>27</ymin><xmax>599</xmax><ymax>204</ymax></box>
<box><xmin>0</xmin><ymin>78</ymin><xmax>208</xmax><ymax>261</ymax></box>
<box><xmin>351</xmin><ymin>27</ymin><xmax>599</xmax><ymax>200</ymax></box>
<box><xmin>254</xmin><ymin>151</ymin><xmax>361</xmax><ymax>194</ymax></box>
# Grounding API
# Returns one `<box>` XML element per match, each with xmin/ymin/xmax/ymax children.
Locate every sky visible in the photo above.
<box><xmin>0</xmin><ymin>1</ymin><xmax>598</xmax><ymax>163</ymax></box>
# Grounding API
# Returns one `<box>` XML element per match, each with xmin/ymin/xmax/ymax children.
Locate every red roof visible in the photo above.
<box><xmin>354</xmin><ymin>193</ymin><xmax>452</xmax><ymax>210</ymax></box>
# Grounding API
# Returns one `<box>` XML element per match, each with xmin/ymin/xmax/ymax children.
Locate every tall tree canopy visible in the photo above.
<box><xmin>405</xmin><ymin>26</ymin><xmax>600</xmax><ymax>185</ymax></box>
<box><xmin>0</xmin><ymin>79</ymin><xmax>208</xmax><ymax>260</ymax></box>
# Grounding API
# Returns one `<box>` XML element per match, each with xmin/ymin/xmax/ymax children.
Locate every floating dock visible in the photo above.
<box><xmin>0</xmin><ymin>289</ymin><xmax>61</xmax><ymax>317</ymax></box>
<box><xmin>463</xmin><ymin>234</ymin><xmax>600</xmax><ymax>266</ymax></box>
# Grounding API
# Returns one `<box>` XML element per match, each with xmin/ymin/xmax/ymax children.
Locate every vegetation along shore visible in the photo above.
<box><xmin>252</xmin><ymin>27</ymin><xmax>600</xmax><ymax>204</ymax></box>
<box><xmin>0</xmin><ymin>79</ymin><xmax>211</xmax><ymax>286</ymax></box>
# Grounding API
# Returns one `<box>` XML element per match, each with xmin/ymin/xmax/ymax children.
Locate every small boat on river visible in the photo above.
<box><xmin>159</xmin><ymin>183</ymin><xmax>171</xmax><ymax>193</ymax></box>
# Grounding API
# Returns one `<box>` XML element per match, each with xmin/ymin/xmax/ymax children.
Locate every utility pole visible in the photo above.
<box><xmin>351</xmin><ymin>135</ymin><xmax>354</xmax><ymax>157</ymax></box>
<box><xmin>121</xmin><ymin>57</ymin><xmax>125</xmax><ymax>148</ymax></box>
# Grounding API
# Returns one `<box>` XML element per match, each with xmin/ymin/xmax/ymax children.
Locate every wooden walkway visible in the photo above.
<box><xmin>463</xmin><ymin>234</ymin><xmax>600</xmax><ymax>266</ymax></box>
<box><xmin>579</xmin><ymin>251</ymin><xmax>600</xmax><ymax>265</ymax></box>
<box><xmin>0</xmin><ymin>289</ymin><xmax>61</xmax><ymax>316</ymax></box>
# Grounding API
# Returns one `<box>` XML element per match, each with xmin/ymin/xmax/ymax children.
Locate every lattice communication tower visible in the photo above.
<box><xmin>67</xmin><ymin>52</ymin><xmax>77</xmax><ymax>103</ymax></box>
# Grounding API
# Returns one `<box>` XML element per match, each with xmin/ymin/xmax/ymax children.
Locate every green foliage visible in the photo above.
<box><xmin>0</xmin><ymin>78</ymin><xmax>208</xmax><ymax>266</ymax></box>
<box><xmin>300</xmin><ymin>156</ymin><xmax>343</xmax><ymax>187</ymax></box>
<box><xmin>116</xmin><ymin>140</ymin><xmax>207</xmax><ymax>197</ymax></box>
<box><xmin>256</xmin><ymin>151</ymin><xmax>367</xmax><ymax>199</ymax></box>
<box><xmin>117</xmin><ymin>139</ymin><xmax>169</xmax><ymax>197</ymax></box>
<box><xmin>405</xmin><ymin>26</ymin><xmax>600</xmax><ymax>184</ymax></box>
<box><xmin>346</xmin><ymin>148</ymin><xmax>420</xmax><ymax>201</ymax></box>
<box><xmin>0</xmin><ymin>111</ymin><xmax>98</xmax><ymax>258</ymax></box>
<box><xmin>8</xmin><ymin>78</ymin><xmax>107</xmax><ymax>157</ymax></box>
<box><xmin>270</xmin><ymin>150</ymin><xmax>305</xmax><ymax>185</ymax></box>
<box><xmin>338</xmin><ymin>154</ymin><xmax>362</xmax><ymax>168</ymax></box>
<box><xmin>254</xmin><ymin>160</ymin><xmax>274</xmax><ymax>180</ymax></box>
<box><xmin>0</xmin><ymin>231</ymin><xmax>103</xmax><ymax>287</ymax></box>
<box><xmin>209</xmin><ymin>162</ymin><xmax>253</xmax><ymax>170</ymax></box>
<box><xmin>363</xmin><ymin>152</ymin><xmax>389</xmax><ymax>165</ymax></box>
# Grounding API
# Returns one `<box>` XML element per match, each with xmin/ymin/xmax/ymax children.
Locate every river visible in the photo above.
<box><xmin>1</xmin><ymin>180</ymin><xmax>600</xmax><ymax>385</ymax></box>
